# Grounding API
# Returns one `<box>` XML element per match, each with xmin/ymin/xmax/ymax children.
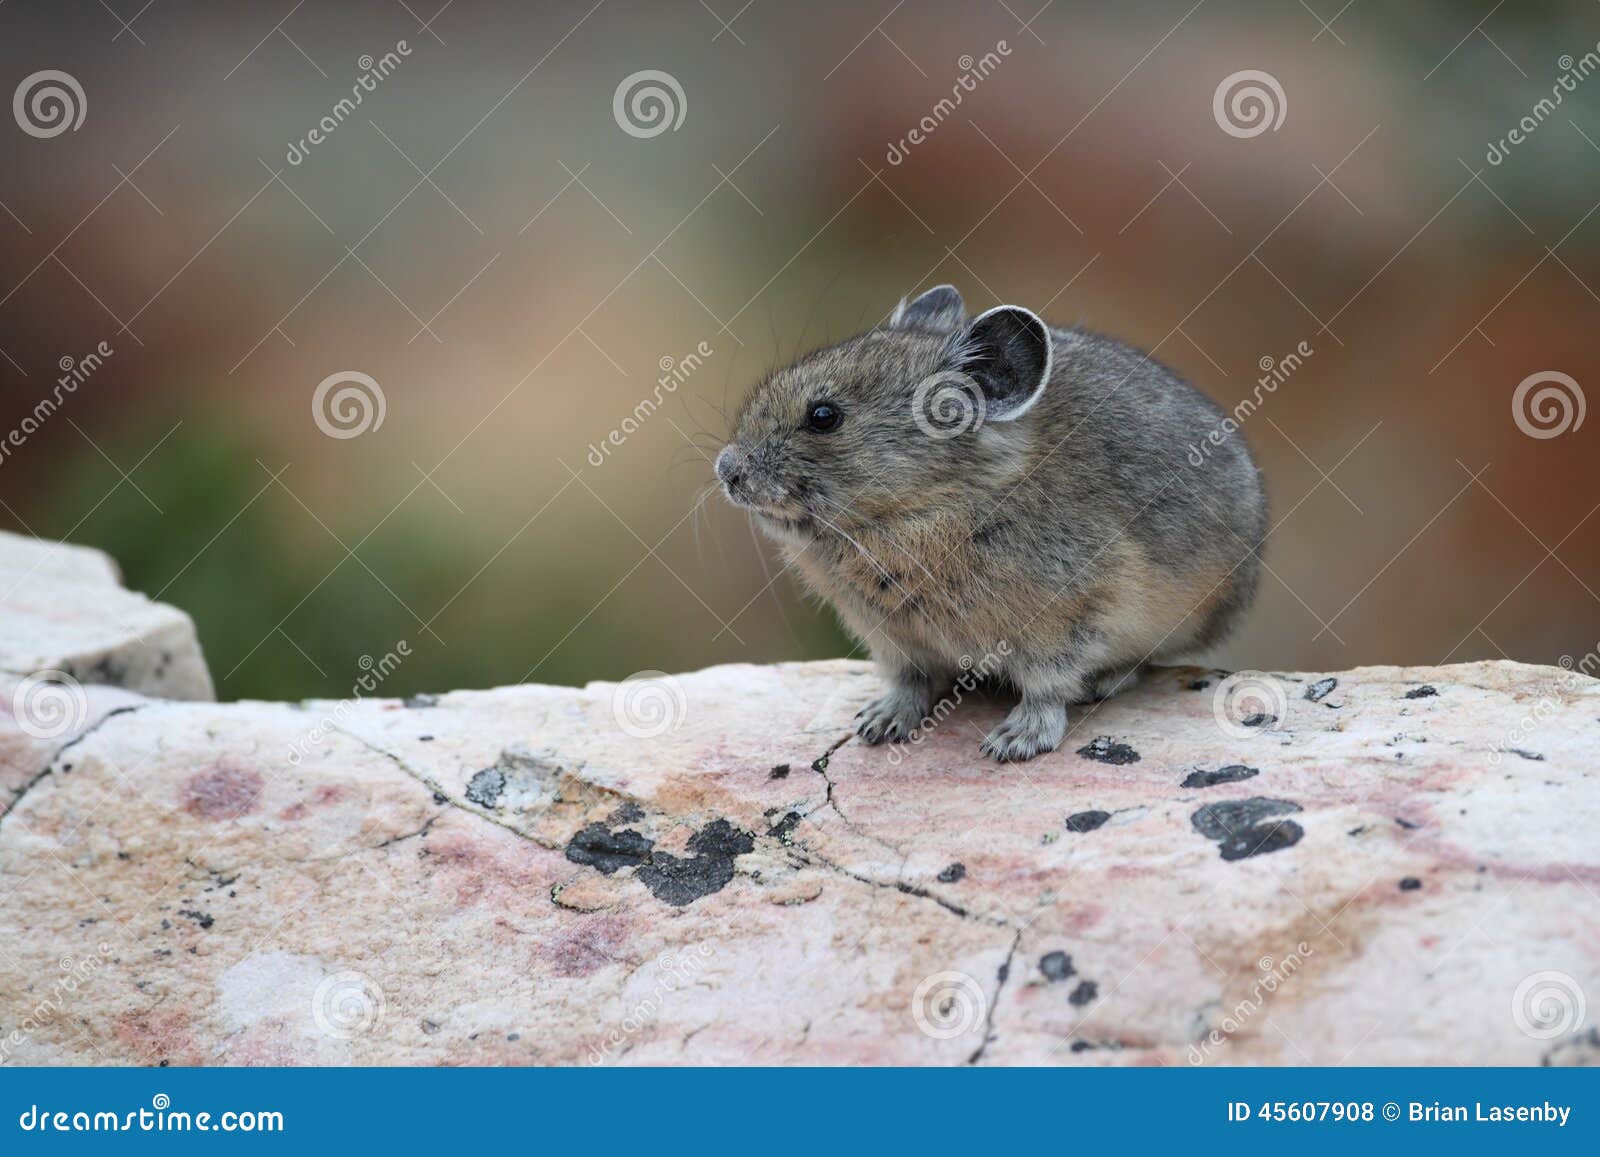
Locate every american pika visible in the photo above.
<box><xmin>715</xmin><ymin>285</ymin><xmax>1267</xmax><ymax>761</ymax></box>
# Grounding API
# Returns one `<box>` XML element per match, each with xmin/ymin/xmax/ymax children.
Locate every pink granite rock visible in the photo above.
<box><xmin>0</xmin><ymin>659</ymin><xmax>1596</xmax><ymax>1065</ymax></box>
<box><xmin>0</xmin><ymin>530</ymin><xmax>213</xmax><ymax>701</ymax></box>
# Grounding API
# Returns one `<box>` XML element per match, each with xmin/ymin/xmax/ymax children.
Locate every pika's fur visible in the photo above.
<box><xmin>716</xmin><ymin>285</ymin><xmax>1267</xmax><ymax>761</ymax></box>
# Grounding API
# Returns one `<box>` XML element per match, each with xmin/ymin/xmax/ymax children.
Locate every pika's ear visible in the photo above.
<box><xmin>887</xmin><ymin>284</ymin><xmax>965</xmax><ymax>332</ymax></box>
<box><xmin>949</xmin><ymin>305</ymin><xmax>1052</xmax><ymax>421</ymax></box>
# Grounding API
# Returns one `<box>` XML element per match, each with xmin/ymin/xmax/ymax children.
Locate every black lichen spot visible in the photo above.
<box><xmin>1064</xmin><ymin>810</ymin><xmax>1111</xmax><ymax>833</ymax></box>
<box><xmin>1187</xmin><ymin>679</ymin><xmax>1211</xmax><ymax>691</ymax></box>
<box><xmin>687</xmin><ymin>818</ymin><xmax>756</xmax><ymax>859</ymax></box>
<box><xmin>1394</xmin><ymin>816</ymin><xmax>1420</xmax><ymax>830</ymax></box>
<box><xmin>404</xmin><ymin>693</ymin><xmax>439</xmax><ymax>708</ymax></box>
<box><xmin>1181</xmin><ymin>765</ymin><xmax>1259</xmax><ymax>789</ymax></box>
<box><xmin>176</xmin><ymin>909</ymin><xmax>214</xmax><ymax>930</ymax></box>
<box><xmin>1507</xmin><ymin>748</ymin><xmax>1546</xmax><ymax>762</ymax></box>
<box><xmin>1191</xmin><ymin>797</ymin><xmax>1303</xmax><ymax>841</ymax></box>
<box><xmin>937</xmin><ymin>862</ymin><xmax>967</xmax><ymax>884</ymax></box>
<box><xmin>432</xmin><ymin>791</ymin><xmax>448</xmax><ymax>805</ymax></box>
<box><xmin>564</xmin><ymin>823</ymin><xmax>655</xmax><ymax>874</ymax></box>
<box><xmin>1039</xmin><ymin>951</ymin><xmax>1075</xmax><ymax>982</ymax></box>
<box><xmin>1218</xmin><ymin>820</ymin><xmax>1303</xmax><ymax>861</ymax></box>
<box><xmin>1403</xmin><ymin>685</ymin><xmax>1437</xmax><ymax>699</ymax></box>
<box><xmin>465</xmin><ymin>767</ymin><xmax>505</xmax><ymax>808</ymax></box>
<box><xmin>1068</xmin><ymin>980</ymin><xmax>1098</xmax><ymax>1006</ymax></box>
<box><xmin>1304</xmin><ymin>677</ymin><xmax>1337</xmax><ymax>703</ymax></box>
<box><xmin>1076</xmin><ymin>736</ymin><xmax>1140</xmax><ymax>765</ymax></box>
<box><xmin>767</xmin><ymin>811</ymin><xmax>802</xmax><ymax>841</ymax></box>
<box><xmin>811</xmin><ymin>754</ymin><xmax>830</xmax><ymax>773</ymax></box>
<box><xmin>608</xmin><ymin>802</ymin><xmax>645</xmax><ymax>825</ymax></box>
<box><xmin>636</xmin><ymin>819</ymin><xmax>756</xmax><ymax>908</ymax></box>
<box><xmin>1399</xmin><ymin>876</ymin><xmax>1422</xmax><ymax>891</ymax></box>
<box><xmin>769</xmin><ymin>764</ymin><xmax>790</xmax><ymax>780</ymax></box>
<box><xmin>1241</xmin><ymin>712</ymin><xmax>1277</xmax><ymax>728</ymax></box>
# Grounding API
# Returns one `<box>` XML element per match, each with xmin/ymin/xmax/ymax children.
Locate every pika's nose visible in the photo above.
<box><xmin>715</xmin><ymin>446</ymin><xmax>743</xmax><ymax>490</ymax></box>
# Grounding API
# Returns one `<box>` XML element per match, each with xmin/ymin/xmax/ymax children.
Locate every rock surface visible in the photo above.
<box><xmin>0</xmin><ymin>530</ymin><xmax>213</xmax><ymax>701</ymax></box>
<box><xmin>2</xmin><ymin>657</ymin><xmax>1597</xmax><ymax>1065</ymax></box>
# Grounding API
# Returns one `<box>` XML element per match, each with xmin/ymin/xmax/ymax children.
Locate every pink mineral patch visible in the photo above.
<box><xmin>182</xmin><ymin>763</ymin><xmax>264</xmax><ymax>821</ymax></box>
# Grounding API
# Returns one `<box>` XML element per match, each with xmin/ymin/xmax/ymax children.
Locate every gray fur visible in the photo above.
<box><xmin>716</xmin><ymin>285</ymin><xmax>1268</xmax><ymax>761</ymax></box>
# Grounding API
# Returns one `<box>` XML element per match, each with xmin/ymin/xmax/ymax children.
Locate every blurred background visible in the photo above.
<box><xmin>1</xmin><ymin>0</ymin><xmax>1597</xmax><ymax>702</ymax></box>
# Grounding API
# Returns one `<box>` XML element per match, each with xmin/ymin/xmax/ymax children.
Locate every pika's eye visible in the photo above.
<box><xmin>806</xmin><ymin>402</ymin><xmax>843</xmax><ymax>433</ymax></box>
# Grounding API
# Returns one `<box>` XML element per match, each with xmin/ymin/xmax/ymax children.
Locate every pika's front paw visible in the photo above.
<box><xmin>980</xmin><ymin>702</ymin><xmax>1068</xmax><ymax>763</ymax></box>
<box><xmin>855</xmin><ymin>692</ymin><xmax>928</xmax><ymax>744</ymax></box>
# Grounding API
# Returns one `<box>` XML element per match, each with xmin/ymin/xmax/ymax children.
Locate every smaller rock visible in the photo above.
<box><xmin>936</xmin><ymin>862</ymin><xmax>966</xmax><ymax>884</ymax></box>
<box><xmin>1064</xmin><ymin>810</ymin><xmax>1111</xmax><ymax>833</ymax></box>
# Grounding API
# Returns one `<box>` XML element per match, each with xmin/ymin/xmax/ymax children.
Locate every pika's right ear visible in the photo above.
<box><xmin>948</xmin><ymin>305</ymin><xmax>1052</xmax><ymax>421</ymax></box>
<box><xmin>887</xmin><ymin>284</ymin><xmax>966</xmax><ymax>332</ymax></box>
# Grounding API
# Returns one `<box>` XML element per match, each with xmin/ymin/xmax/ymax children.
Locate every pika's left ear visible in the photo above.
<box><xmin>949</xmin><ymin>305</ymin><xmax>1052</xmax><ymax>421</ymax></box>
<box><xmin>888</xmin><ymin>284</ymin><xmax>966</xmax><ymax>332</ymax></box>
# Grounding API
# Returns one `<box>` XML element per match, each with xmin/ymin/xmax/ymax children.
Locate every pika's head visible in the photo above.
<box><xmin>715</xmin><ymin>286</ymin><xmax>1051</xmax><ymax>530</ymax></box>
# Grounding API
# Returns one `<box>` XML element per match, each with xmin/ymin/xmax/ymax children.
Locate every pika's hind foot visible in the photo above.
<box><xmin>980</xmin><ymin>701</ymin><xmax>1068</xmax><ymax>763</ymax></box>
<box><xmin>855</xmin><ymin>690</ymin><xmax>928</xmax><ymax>744</ymax></box>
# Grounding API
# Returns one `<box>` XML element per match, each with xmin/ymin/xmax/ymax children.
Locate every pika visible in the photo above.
<box><xmin>715</xmin><ymin>285</ymin><xmax>1267</xmax><ymax>761</ymax></box>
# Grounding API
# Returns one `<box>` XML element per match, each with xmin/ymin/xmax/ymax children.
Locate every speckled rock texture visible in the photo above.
<box><xmin>1</xmin><ymin>659</ymin><xmax>1596</xmax><ymax>1066</ymax></box>
<box><xmin>0</xmin><ymin>530</ymin><xmax>213</xmax><ymax>701</ymax></box>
